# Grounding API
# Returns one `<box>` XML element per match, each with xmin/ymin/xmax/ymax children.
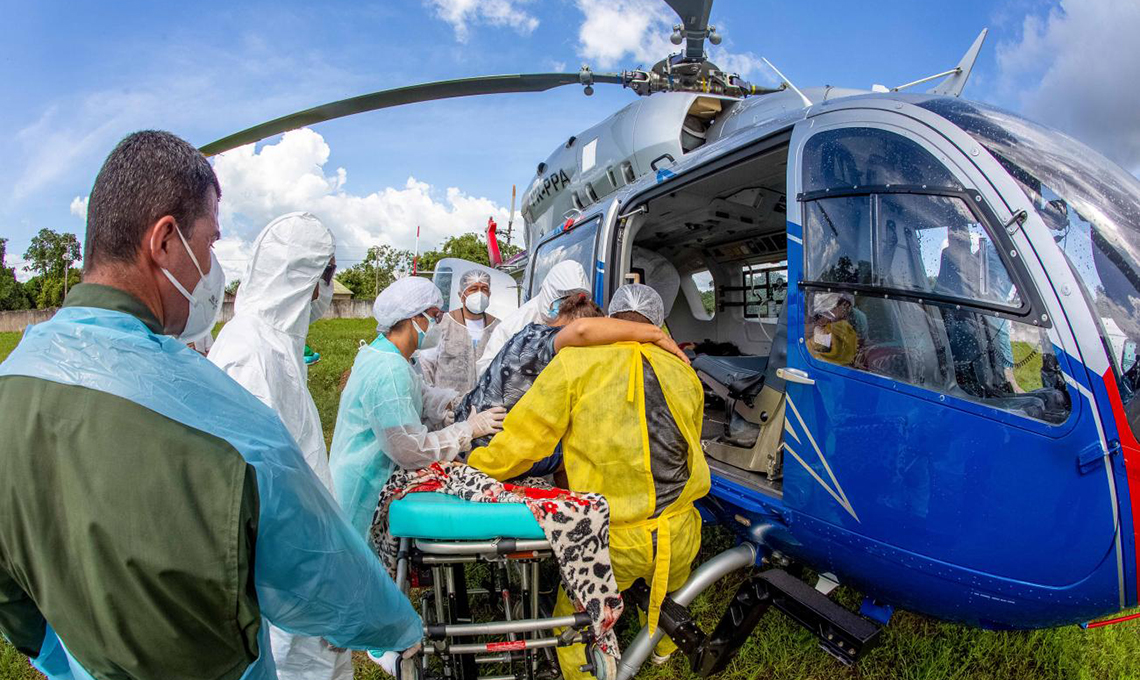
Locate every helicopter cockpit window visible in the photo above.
<box><xmin>743</xmin><ymin>262</ymin><xmax>787</xmax><ymax>319</ymax></box>
<box><xmin>803</xmin><ymin>193</ymin><xmax>1022</xmax><ymax>310</ymax></box>
<box><xmin>919</xmin><ymin>98</ymin><xmax>1140</xmax><ymax>427</ymax></box>
<box><xmin>802</xmin><ymin>127</ymin><xmax>962</xmax><ymax>194</ymax></box>
<box><xmin>800</xmin><ymin>126</ymin><xmax>1070</xmax><ymax>424</ymax></box>
<box><xmin>528</xmin><ymin>217</ymin><xmax>599</xmax><ymax>299</ymax></box>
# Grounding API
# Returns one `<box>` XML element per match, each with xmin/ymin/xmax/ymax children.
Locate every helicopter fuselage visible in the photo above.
<box><xmin>516</xmin><ymin>88</ymin><xmax>1140</xmax><ymax>630</ymax></box>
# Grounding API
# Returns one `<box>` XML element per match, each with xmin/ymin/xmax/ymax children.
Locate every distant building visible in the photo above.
<box><xmin>332</xmin><ymin>279</ymin><xmax>353</xmax><ymax>301</ymax></box>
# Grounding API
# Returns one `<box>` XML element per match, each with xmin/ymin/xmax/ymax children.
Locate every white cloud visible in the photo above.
<box><xmin>7</xmin><ymin>256</ymin><xmax>32</xmax><ymax>283</ymax></box>
<box><xmin>575</xmin><ymin>0</ymin><xmax>675</xmax><ymax>68</ymax></box>
<box><xmin>70</xmin><ymin>195</ymin><xmax>88</xmax><ymax>219</ymax></box>
<box><xmin>212</xmin><ymin>236</ymin><xmax>254</xmax><ymax>284</ymax></box>
<box><xmin>708</xmin><ymin>48</ymin><xmax>771</xmax><ymax>81</ymax></box>
<box><xmin>572</xmin><ymin>0</ymin><xmax>774</xmax><ymax>83</ymax></box>
<box><xmin>427</xmin><ymin>0</ymin><xmax>539</xmax><ymax>42</ymax></box>
<box><xmin>211</xmin><ymin>128</ymin><xmax>517</xmax><ymax>274</ymax></box>
<box><xmin>995</xmin><ymin>0</ymin><xmax>1140</xmax><ymax>172</ymax></box>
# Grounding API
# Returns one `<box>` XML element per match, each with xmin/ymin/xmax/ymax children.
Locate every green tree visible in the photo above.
<box><xmin>0</xmin><ymin>238</ymin><xmax>31</xmax><ymax>311</ymax></box>
<box><xmin>700</xmin><ymin>289</ymin><xmax>716</xmax><ymax>315</ymax></box>
<box><xmin>225</xmin><ymin>279</ymin><xmax>241</xmax><ymax>296</ymax></box>
<box><xmin>31</xmin><ymin>270</ymin><xmax>82</xmax><ymax>309</ymax></box>
<box><xmin>417</xmin><ymin>232</ymin><xmax>523</xmax><ymax>274</ymax></box>
<box><xmin>335</xmin><ymin>245</ymin><xmax>413</xmax><ymax>299</ymax></box>
<box><xmin>23</xmin><ymin>228</ymin><xmax>82</xmax><ymax>307</ymax></box>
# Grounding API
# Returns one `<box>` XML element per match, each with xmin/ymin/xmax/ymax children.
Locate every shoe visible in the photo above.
<box><xmin>303</xmin><ymin>345</ymin><xmax>320</xmax><ymax>366</ymax></box>
<box><xmin>367</xmin><ymin>650</ymin><xmax>400</xmax><ymax>676</ymax></box>
<box><xmin>651</xmin><ymin>651</ymin><xmax>672</xmax><ymax>666</ymax></box>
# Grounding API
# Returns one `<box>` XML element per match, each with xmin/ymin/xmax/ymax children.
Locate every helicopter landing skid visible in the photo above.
<box><xmin>629</xmin><ymin>567</ymin><xmax>882</xmax><ymax>676</ymax></box>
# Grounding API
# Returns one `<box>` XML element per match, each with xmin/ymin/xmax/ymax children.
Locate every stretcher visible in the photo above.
<box><xmin>389</xmin><ymin>492</ymin><xmax>608</xmax><ymax>680</ymax></box>
<box><xmin>388</xmin><ymin>492</ymin><xmax>762</xmax><ymax>680</ymax></box>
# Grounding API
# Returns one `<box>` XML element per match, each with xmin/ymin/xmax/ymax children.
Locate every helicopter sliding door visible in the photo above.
<box><xmin>780</xmin><ymin>107</ymin><xmax>1120</xmax><ymax>626</ymax></box>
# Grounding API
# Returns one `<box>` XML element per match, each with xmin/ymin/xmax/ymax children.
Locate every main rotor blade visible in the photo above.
<box><xmin>200</xmin><ymin>72</ymin><xmax>622</xmax><ymax>156</ymax></box>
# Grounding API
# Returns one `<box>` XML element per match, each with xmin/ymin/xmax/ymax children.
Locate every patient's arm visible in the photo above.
<box><xmin>554</xmin><ymin>318</ymin><xmax>690</xmax><ymax>364</ymax></box>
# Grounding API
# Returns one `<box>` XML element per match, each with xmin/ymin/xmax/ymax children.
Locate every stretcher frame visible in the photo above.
<box><xmin>393</xmin><ymin>536</ymin><xmax>603</xmax><ymax>680</ymax></box>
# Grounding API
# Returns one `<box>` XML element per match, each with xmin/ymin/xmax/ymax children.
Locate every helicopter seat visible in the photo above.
<box><xmin>692</xmin><ymin>355</ymin><xmax>769</xmax><ymax>401</ymax></box>
<box><xmin>692</xmin><ymin>355</ymin><xmax>769</xmax><ymax>447</ymax></box>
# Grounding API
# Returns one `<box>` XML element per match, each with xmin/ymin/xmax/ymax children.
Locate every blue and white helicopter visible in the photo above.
<box><xmin>203</xmin><ymin>1</ymin><xmax>1140</xmax><ymax>676</ymax></box>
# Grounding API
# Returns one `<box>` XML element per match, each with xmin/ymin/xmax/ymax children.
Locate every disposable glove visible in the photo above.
<box><xmin>468</xmin><ymin>406</ymin><xmax>507</xmax><ymax>439</ymax></box>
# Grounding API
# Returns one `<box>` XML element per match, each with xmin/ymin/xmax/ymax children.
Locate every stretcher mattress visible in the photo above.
<box><xmin>388</xmin><ymin>492</ymin><xmax>546</xmax><ymax>540</ymax></box>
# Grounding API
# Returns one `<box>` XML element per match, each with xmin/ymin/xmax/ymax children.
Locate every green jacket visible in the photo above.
<box><xmin>0</xmin><ymin>284</ymin><xmax>261</xmax><ymax>679</ymax></box>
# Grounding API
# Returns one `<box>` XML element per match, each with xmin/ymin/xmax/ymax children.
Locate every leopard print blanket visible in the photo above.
<box><xmin>369</xmin><ymin>461</ymin><xmax>624</xmax><ymax>659</ymax></box>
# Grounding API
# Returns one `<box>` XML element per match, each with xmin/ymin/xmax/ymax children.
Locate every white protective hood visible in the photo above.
<box><xmin>210</xmin><ymin>212</ymin><xmax>336</xmax><ymax>488</ymax></box>
<box><xmin>476</xmin><ymin>260</ymin><xmax>589</xmax><ymax>376</ymax></box>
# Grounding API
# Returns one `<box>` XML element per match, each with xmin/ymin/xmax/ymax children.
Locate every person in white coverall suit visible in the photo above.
<box><xmin>209</xmin><ymin>212</ymin><xmax>349</xmax><ymax>680</ymax></box>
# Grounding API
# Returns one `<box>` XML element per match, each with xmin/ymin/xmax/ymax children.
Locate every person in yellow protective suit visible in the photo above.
<box><xmin>806</xmin><ymin>292</ymin><xmax>861</xmax><ymax>367</ymax></box>
<box><xmin>468</xmin><ymin>283</ymin><xmax>710</xmax><ymax>678</ymax></box>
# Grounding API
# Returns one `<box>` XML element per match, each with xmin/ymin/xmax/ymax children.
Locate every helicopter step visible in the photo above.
<box><xmin>630</xmin><ymin>568</ymin><xmax>881</xmax><ymax>676</ymax></box>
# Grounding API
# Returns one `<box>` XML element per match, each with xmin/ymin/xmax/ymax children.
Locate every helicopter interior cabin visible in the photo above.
<box><xmin>619</xmin><ymin>139</ymin><xmax>792</xmax><ymax>496</ymax></box>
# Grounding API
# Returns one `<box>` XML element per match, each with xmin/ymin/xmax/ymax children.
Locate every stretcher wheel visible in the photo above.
<box><xmin>579</xmin><ymin>643</ymin><xmax>610</xmax><ymax>680</ymax></box>
<box><xmin>395</xmin><ymin>655</ymin><xmax>420</xmax><ymax>680</ymax></box>
<box><xmin>592</xmin><ymin>647</ymin><xmax>610</xmax><ymax>680</ymax></box>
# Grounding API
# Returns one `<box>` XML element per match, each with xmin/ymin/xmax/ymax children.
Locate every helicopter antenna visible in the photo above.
<box><xmin>874</xmin><ymin>29</ymin><xmax>987</xmax><ymax>96</ymax></box>
<box><xmin>762</xmin><ymin>58</ymin><xmax>812</xmax><ymax>107</ymax></box>
<box><xmin>929</xmin><ymin>28</ymin><xmax>987</xmax><ymax>97</ymax></box>
<box><xmin>870</xmin><ymin>28</ymin><xmax>989</xmax><ymax>95</ymax></box>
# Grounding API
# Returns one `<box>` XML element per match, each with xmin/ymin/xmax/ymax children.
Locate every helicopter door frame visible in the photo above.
<box><xmin>600</xmin><ymin>128</ymin><xmax>795</xmax><ymax>304</ymax></box>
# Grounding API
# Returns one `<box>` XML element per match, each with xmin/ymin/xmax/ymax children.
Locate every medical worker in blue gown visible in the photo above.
<box><xmin>0</xmin><ymin>131</ymin><xmax>421</xmax><ymax>680</ymax></box>
<box><xmin>329</xmin><ymin>276</ymin><xmax>508</xmax><ymax>540</ymax></box>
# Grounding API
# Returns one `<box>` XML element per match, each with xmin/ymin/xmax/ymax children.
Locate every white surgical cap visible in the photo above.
<box><xmin>459</xmin><ymin>269</ymin><xmax>491</xmax><ymax>292</ymax></box>
<box><xmin>609</xmin><ymin>283</ymin><xmax>665</xmax><ymax>326</ymax></box>
<box><xmin>373</xmin><ymin>276</ymin><xmax>443</xmax><ymax>333</ymax></box>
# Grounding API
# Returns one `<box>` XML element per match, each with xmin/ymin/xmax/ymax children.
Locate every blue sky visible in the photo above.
<box><xmin>2</xmin><ymin>0</ymin><xmax>1137</xmax><ymax>281</ymax></box>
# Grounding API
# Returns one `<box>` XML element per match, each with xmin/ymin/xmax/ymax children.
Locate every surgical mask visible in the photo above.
<box><xmin>161</xmin><ymin>224</ymin><xmax>224</xmax><ymax>340</ymax></box>
<box><xmin>310</xmin><ymin>279</ymin><xmax>333</xmax><ymax>324</ymax></box>
<box><xmin>464</xmin><ymin>291</ymin><xmax>490</xmax><ymax>315</ymax></box>
<box><xmin>415</xmin><ymin>313</ymin><xmax>438</xmax><ymax>349</ymax></box>
<box><xmin>548</xmin><ymin>297</ymin><xmax>565</xmax><ymax>319</ymax></box>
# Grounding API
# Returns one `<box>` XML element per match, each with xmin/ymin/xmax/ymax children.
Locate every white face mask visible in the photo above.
<box><xmin>416</xmin><ymin>313</ymin><xmax>439</xmax><ymax>349</ymax></box>
<box><xmin>464</xmin><ymin>291</ymin><xmax>490</xmax><ymax>315</ymax></box>
<box><xmin>161</xmin><ymin>224</ymin><xmax>224</xmax><ymax>340</ymax></box>
<box><xmin>310</xmin><ymin>278</ymin><xmax>333</xmax><ymax>324</ymax></box>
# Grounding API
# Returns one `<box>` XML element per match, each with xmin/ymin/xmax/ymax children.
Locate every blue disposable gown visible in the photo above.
<box><xmin>0</xmin><ymin>305</ymin><xmax>422</xmax><ymax>680</ymax></box>
<box><xmin>329</xmin><ymin>336</ymin><xmax>470</xmax><ymax>539</ymax></box>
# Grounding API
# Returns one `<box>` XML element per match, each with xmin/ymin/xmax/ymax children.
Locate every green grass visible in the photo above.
<box><xmin>1012</xmin><ymin>340</ymin><xmax>1045</xmax><ymax>391</ymax></box>
<box><xmin>1</xmin><ymin>322</ymin><xmax>1139</xmax><ymax>680</ymax></box>
<box><xmin>305</xmin><ymin>317</ymin><xmax>378</xmax><ymax>446</ymax></box>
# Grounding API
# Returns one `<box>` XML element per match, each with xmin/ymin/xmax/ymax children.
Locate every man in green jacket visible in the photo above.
<box><xmin>0</xmin><ymin>130</ymin><xmax>420</xmax><ymax>680</ymax></box>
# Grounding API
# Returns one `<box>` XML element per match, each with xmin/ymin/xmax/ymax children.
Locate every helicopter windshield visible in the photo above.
<box><xmin>919</xmin><ymin>98</ymin><xmax>1140</xmax><ymax>426</ymax></box>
